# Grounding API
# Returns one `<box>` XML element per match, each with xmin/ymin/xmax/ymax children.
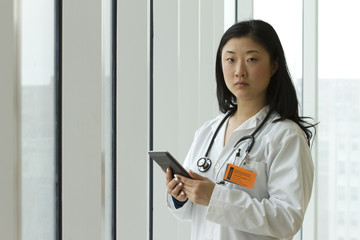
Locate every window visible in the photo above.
<box><xmin>224</xmin><ymin>0</ymin><xmax>236</xmax><ymax>30</ymax></box>
<box><xmin>20</xmin><ymin>1</ymin><xmax>56</xmax><ymax>239</ymax></box>
<box><xmin>3</xmin><ymin>0</ymin><xmax>145</xmax><ymax>239</ymax></box>
<box><xmin>254</xmin><ymin>0</ymin><xmax>303</xmax><ymax>104</ymax></box>
<box><xmin>318</xmin><ymin>0</ymin><xmax>360</xmax><ymax>239</ymax></box>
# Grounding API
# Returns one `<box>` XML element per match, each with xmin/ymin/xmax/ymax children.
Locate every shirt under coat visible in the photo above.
<box><xmin>166</xmin><ymin>106</ymin><xmax>314</xmax><ymax>240</ymax></box>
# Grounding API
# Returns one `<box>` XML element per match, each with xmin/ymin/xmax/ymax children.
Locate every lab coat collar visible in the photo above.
<box><xmin>211</xmin><ymin>106</ymin><xmax>270</xmax><ymax>134</ymax></box>
<box><xmin>237</xmin><ymin>105</ymin><xmax>270</xmax><ymax>131</ymax></box>
<box><xmin>255</xmin><ymin>105</ymin><xmax>270</xmax><ymax>125</ymax></box>
<box><xmin>210</xmin><ymin>113</ymin><xmax>228</xmax><ymax>133</ymax></box>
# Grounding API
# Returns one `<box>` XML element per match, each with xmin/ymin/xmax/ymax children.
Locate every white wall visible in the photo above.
<box><xmin>62</xmin><ymin>0</ymin><xmax>103</xmax><ymax>239</ymax></box>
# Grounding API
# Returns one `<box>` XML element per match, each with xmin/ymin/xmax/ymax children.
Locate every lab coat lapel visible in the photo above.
<box><xmin>213</xmin><ymin>106</ymin><xmax>270</xmax><ymax>172</ymax></box>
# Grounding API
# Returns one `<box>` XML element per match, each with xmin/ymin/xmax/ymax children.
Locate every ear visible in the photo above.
<box><xmin>271</xmin><ymin>59</ymin><xmax>278</xmax><ymax>77</ymax></box>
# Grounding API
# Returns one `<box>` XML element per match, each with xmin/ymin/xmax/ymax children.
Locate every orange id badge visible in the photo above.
<box><xmin>224</xmin><ymin>163</ymin><xmax>257</xmax><ymax>189</ymax></box>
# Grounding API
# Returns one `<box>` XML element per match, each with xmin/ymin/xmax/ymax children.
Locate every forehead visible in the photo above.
<box><xmin>222</xmin><ymin>36</ymin><xmax>268</xmax><ymax>55</ymax></box>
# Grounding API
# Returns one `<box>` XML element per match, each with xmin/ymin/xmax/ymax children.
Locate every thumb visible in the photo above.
<box><xmin>189</xmin><ymin>170</ymin><xmax>206</xmax><ymax>180</ymax></box>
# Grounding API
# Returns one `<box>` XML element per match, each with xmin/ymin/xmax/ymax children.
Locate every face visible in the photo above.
<box><xmin>221</xmin><ymin>36</ymin><xmax>277</xmax><ymax>106</ymax></box>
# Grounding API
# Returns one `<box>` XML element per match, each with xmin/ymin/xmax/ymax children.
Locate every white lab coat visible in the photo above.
<box><xmin>166</xmin><ymin>106</ymin><xmax>314</xmax><ymax>240</ymax></box>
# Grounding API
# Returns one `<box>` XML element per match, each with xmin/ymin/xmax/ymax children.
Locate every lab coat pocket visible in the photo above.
<box><xmin>226</xmin><ymin>161</ymin><xmax>268</xmax><ymax>199</ymax></box>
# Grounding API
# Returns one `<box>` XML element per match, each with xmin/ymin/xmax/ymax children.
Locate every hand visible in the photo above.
<box><xmin>177</xmin><ymin>170</ymin><xmax>215</xmax><ymax>206</ymax></box>
<box><xmin>166</xmin><ymin>168</ymin><xmax>188</xmax><ymax>202</ymax></box>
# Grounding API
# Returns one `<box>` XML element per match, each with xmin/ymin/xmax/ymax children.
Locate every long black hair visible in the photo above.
<box><xmin>215</xmin><ymin>20</ymin><xmax>316</xmax><ymax>144</ymax></box>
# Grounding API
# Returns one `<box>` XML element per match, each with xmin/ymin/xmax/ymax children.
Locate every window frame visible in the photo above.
<box><xmin>302</xmin><ymin>0</ymin><xmax>318</xmax><ymax>239</ymax></box>
<box><xmin>0</xmin><ymin>0</ymin><xmax>21</xmax><ymax>239</ymax></box>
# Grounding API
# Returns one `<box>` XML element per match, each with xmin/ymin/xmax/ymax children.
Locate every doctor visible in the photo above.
<box><xmin>165</xmin><ymin>20</ymin><xmax>315</xmax><ymax>240</ymax></box>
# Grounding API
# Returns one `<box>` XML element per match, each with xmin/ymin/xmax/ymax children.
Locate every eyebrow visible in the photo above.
<box><xmin>246</xmin><ymin>50</ymin><xmax>260</xmax><ymax>54</ymax></box>
<box><xmin>224</xmin><ymin>50</ymin><xmax>260</xmax><ymax>54</ymax></box>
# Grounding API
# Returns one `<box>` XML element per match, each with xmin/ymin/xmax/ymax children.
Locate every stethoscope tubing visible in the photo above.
<box><xmin>197</xmin><ymin>109</ymin><xmax>273</xmax><ymax>173</ymax></box>
<box><xmin>204</xmin><ymin>110</ymin><xmax>235</xmax><ymax>157</ymax></box>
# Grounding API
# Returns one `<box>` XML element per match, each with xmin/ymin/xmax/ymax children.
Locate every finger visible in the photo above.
<box><xmin>166</xmin><ymin>171</ymin><xmax>188</xmax><ymax>202</ymax></box>
<box><xmin>177</xmin><ymin>190</ymin><xmax>187</xmax><ymax>201</ymax></box>
<box><xmin>166</xmin><ymin>177</ymin><xmax>179</xmax><ymax>193</ymax></box>
<box><xmin>176</xmin><ymin>175</ymin><xmax>195</xmax><ymax>186</ymax></box>
<box><xmin>174</xmin><ymin>184</ymin><xmax>188</xmax><ymax>202</ymax></box>
<box><xmin>171</xmin><ymin>182</ymin><xmax>185</xmax><ymax>199</ymax></box>
<box><xmin>181</xmin><ymin>183</ymin><xmax>194</xmax><ymax>195</ymax></box>
<box><xmin>165</xmin><ymin>168</ymin><xmax>173</xmax><ymax>183</ymax></box>
<box><xmin>181</xmin><ymin>187</ymin><xmax>193</xmax><ymax>202</ymax></box>
<box><xmin>189</xmin><ymin>170</ymin><xmax>206</xmax><ymax>180</ymax></box>
<box><xmin>182</xmin><ymin>178</ymin><xmax>215</xmax><ymax>206</ymax></box>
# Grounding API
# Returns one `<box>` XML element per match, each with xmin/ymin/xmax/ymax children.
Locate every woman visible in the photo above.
<box><xmin>165</xmin><ymin>20</ymin><xmax>315</xmax><ymax>240</ymax></box>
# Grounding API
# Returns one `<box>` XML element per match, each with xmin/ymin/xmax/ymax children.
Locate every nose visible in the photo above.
<box><xmin>234</xmin><ymin>61</ymin><xmax>246</xmax><ymax>78</ymax></box>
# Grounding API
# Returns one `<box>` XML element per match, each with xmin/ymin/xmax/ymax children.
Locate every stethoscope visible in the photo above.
<box><xmin>197</xmin><ymin>109</ymin><xmax>272</xmax><ymax>172</ymax></box>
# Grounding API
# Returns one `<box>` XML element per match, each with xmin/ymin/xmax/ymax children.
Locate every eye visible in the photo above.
<box><xmin>247</xmin><ymin>57</ymin><xmax>257</xmax><ymax>62</ymax></box>
<box><xmin>226</xmin><ymin>58</ymin><xmax>234</xmax><ymax>63</ymax></box>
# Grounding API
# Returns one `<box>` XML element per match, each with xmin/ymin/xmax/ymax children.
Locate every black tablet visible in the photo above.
<box><xmin>148</xmin><ymin>150</ymin><xmax>191</xmax><ymax>179</ymax></box>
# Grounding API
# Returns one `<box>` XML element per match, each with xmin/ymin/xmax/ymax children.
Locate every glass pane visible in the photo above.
<box><xmin>254</xmin><ymin>0</ymin><xmax>303</xmax><ymax>106</ymax></box>
<box><xmin>224</xmin><ymin>0</ymin><xmax>236</xmax><ymax>31</ymax></box>
<box><xmin>20</xmin><ymin>0</ymin><xmax>55</xmax><ymax>239</ymax></box>
<box><xmin>318</xmin><ymin>0</ymin><xmax>360</xmax><ymax>239</ymax></box>
<box><xmin>104</xmin><ymin>0</ymin><xmax>114</xmax><ymax>239</ymax></box>
<box><xmin>254</xmin><ymin>1</ymin><xmax>303</xmax><ymax>239</ymax></box>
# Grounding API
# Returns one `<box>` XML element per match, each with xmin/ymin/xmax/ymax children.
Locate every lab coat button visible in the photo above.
<box><xmin>206</xmin><ymin>233</ymin><xmax>213</xmax><ymax>239</ymax></box>
<box><xmin>215</xmin><ymin>163</ymin><xmax>220</xmax><ymax>169</ymax></box>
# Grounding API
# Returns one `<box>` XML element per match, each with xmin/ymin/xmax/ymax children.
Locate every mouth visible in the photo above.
<box><xmin>235</xmin><ymin>81</ymin><xmax>248</xmax><ymax>87</ymax></box>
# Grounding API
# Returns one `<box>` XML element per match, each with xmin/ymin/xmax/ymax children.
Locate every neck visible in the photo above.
<box><xmin>232</xmin><ymin>101</ymin><xmax>267</xmax><ymax>124</ymax></box>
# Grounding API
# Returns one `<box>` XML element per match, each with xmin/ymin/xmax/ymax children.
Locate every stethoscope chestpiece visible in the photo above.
<box><xmin>197</xmin><ymin>157</ymin><xmax>212</xmax><ymax>172</ymax></box>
